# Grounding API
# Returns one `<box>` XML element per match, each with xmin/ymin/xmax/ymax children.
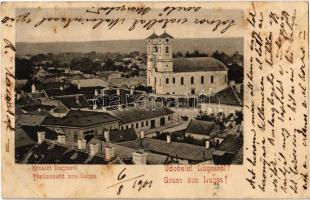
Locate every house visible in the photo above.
<box><xmin>146</xmin><ymin>32</ymin><xmax>228</xmax><ymax>95</ymax></box>
<box><xmin>39</xmin><ymin>98</ymin><xmax>70</xmax><ymax>117</ymax></box>
<box><xmin>201</xmin><ymin>82</ymin><xmax>243</xmax><ymax>115</ymax></box>
<box><xmin>31</xmin><ymin>82</ymin><xmax>66</xmax><ymax>93</ymax></box>
<box><xmin>20</xmin><ymin>130</ymin><xmax>167</xmax><ymax>165</ymax></box>
<box><xmin>186</xmin><ymin>119</ymin><xmax>215</xmax><ymax>140</ymax></box>
<box><xmin>117</xmin><ymin>137</ymin><xmax>215</xmax><ymax>164</ymax></box>
<box><xmin>21</xmin><ymin>140</ymin><xmax>109</xmax><ymax>164</ymax></box>
<box><xmin>16</xmin><ymin>114</ymin><xmax>47</xmax><ymax>127</ymax></box>
<box><xmin>41</xmin><ymin>110</ymin><xmax>120</xmax><ymax>146</ymax></box>
<box><xmin>15</xmin><ymin>126</ymin><xmax>58</xmax><ymax>162</ymax></box>
<box><xmin>212</xmin><ymin>134</ymin><xmax>241</xmax><ymax>164</ymax></box>
<box><xmin>55</xmin><ymin>94</ymin><xmax>90</xmax><ymax>110</ymax></box>
<box><xmin>110</xmin><ymin>106</ymin><xmax>174</xmax><ymax>132</ymax></box>
<box><xmin>109</xmin><ymin>76</ymin><xmax>147</xmax><ymax>88</ymax></box>
<box><xmin>15</xmin><ymin>79</ymin><xmax>29</xmax><ymax>93</ymax></box>
<box><xmin>71</xmin><ymin>78</ymin><xmax>109</xmax><ymax>88</ymax></box>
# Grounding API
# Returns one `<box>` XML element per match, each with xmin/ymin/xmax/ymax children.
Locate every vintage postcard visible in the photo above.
<box><xmin>1</xmin><ymin>1</ymin><xmax>309</xmax><ymax>198</ymax></box>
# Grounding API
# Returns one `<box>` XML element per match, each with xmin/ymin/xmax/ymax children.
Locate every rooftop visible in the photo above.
<box><xmin>71</xmin><ymin>79</ymin><xmax>109</xmax><ymax>88</ymax></box>
<box><xmin>216</xmin><ymin>134</ymin><xmax>240</xmax><ymax>154</ymax></box>
<box><xmin>206</xmin><ymin>84</ymin><xmax>243</xmax><ymax>106</ymax></box>
<box><xmin>110</xmin><ymin>107</ymin><xmax>174</xmax><ymax>124</ymax></box>
<box><xmin>16</xmin><ymin>114</ymin><xmax>46</xmax><ymax>127</ymax></box>
<box><xmin>89</xmin><ymin>128</ymin><xmax>138</xmax><ymax>143</ymax></box>
<box><xmin>41</xmin><ymin>110</ymin><xmax>119</xmax><ymax>128</ymax></box>
<box><xmin>55</xmin><ymin>95</ymin><xmax>90</xmax><ymax>109</ymax></box>
<box><xmin>173</xmin><ymin>57</ymin><xmax>227</xmax><ymax>72</ymax></box>
<box><xmin>34</xmin><ymin>82</ymin><xmax>66</xmax><ymax>90</ymax></box>
<box><xmin>21</xmin><ymin>140</ymin><xmax>108</xmax><ymax>164</ymax></box>
<box><xmin>186</xmin><ymin>119</ymin><xmax>215</xmax><ymax>136</ymax></box>
<box><xmin>117</xmin><ymin>138</ymin><xmax>214</xmax><ymax>162</ymax></box>
<box><xmin>146</xmin><ymin>33</ymin><xmax>158</xmax><ymax>39</ymax></box>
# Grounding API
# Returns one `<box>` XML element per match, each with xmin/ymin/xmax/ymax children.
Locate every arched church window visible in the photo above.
<box><xmin>191</xmin><ymin>76</ymin><xmax>194</xmax><ymax>84</ymax></box>
<box><xmin>181</xmin><ymin>77</ymin><xmax>184</xmax><ymax>85</ymax></box>
<box><xmin>211</xmin><ymin>76</ymin><xmax>214</xmax><ymax>83</ymax></box>
<box><xmin>201</xmin><ymin>76</ymin><xmax>204</xmax><ymax>84</ymax></box>
<box><xmin>166</xmin><ymin>46</ymin><xmax>169</xmax><ymax>53</ymax></box>
<box><xmin>173</xmin><ymin>77</ymin><xmax>175</xmax><ymax>84</ymax></box>
<box><xmin>166</xmin><ymin>78</ymin><xmax>169</xmax><ymax>84</ymax></box>
<box><xmin>154</xmin><ymin>46</ymin><xmax>158</xmax><ymax>52</ymax></box>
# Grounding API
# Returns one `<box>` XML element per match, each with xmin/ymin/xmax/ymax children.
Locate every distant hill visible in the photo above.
<box><xmin>16</xmin><ymin>37</ymin><xmax>243</xmax><ymax>56</ymax></box>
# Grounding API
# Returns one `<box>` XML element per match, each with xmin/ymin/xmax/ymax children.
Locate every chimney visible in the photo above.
<box><xmin>60</xmin><ymin>86</ymin><xmax>64</xmax><ymax>91</ymax></box>
<box><xmin>75</xmin><ymin>96</ymin><xmax>80</xmax><ymax>104</ymax></box>
<box><xmin>205</xmin><ymin>140</ymin><xmax>210</xmax><ymax>149</ymax></box>
<box><xmin>130</xmin><ymin>88</ymin><xmax>134</xmax><ymax>95</ymax></box>
<box><xmin>77</xmin><ymin>82</ymin><xmax>81</xmax><ymax>89</ymax></box>
<box><xmin>116</xmin><ymin>88</ymin><xmax>121</xmax><ymax>96</ymax></box>
<box><xmin>101</xmin><ymin>88</ymin><xmax>105</xmax><ymax>95</ymax></box>
<box><xmin>235</xmin><ymin>84</ymin><xmax>241</xmax><ymax>94</ymax></box>
<box><xmin>132</xmin><ymin>151</ymin><xmax>148</xmax><ymax>165</ymax></box>
<box><xmin>77</xmin><ymin>139</ymin><xmax>86</xmax><ymax>150</ymax></box>
<box><xmin>104</xmin><ymin>130</ymin><xmax>110</xmax><ymax>142</ymax></box>
<box><xmin>31</xmin><ymin>84</ymin><xmax>36</xmax><ymax>93</ymax></box>
<box><xmin>166</xmin><ymin>134</ymin><xmax>171</xmax><ymax>144</ymax></box>
<box><xmin>105</xmin><ymin>146</ymin><xmax>115</xmax><ymax>161</ymax></box>
<box><xmin>58</xmin><ymin>135</ymin><xmax>66</xmax><ymax>145</ymax></box>
<box><xmin>90</xmin><ymin>143</ymin><xmax>99</xmax><ymax>155</ymax></box>
<box><xmin>94</xmin><ymin>89</ymin><xmax>98</xmax><ymax>96</ymax></box>
<box><xmin>140</xmin><ymin>130</ymin><xmax>145</xmax><ymax>139</ymax></box>
<box><xmin>37</xmin><ymin>131</ymin><xmax>45</xmax><ymax>144</ymax></box>
<box><xmin>229</xmin><ymin>80</ymin><xmax>235</xmax><ymax>86</ymax></box>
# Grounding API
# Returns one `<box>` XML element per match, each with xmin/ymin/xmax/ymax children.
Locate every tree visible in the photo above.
<box><xmin>70</xmin><ymin>57</ymin><xmax>97</xmax><ymax>74</ymax></box>
<box><xmin>15</xmin><ymin>58</ymin><xmax>33</xmax><ymax>79</ymax></box>
<box><xmin>228</xmin><ymin>63</ymin><xmax>243</xmax><ymax>83</ymax></box>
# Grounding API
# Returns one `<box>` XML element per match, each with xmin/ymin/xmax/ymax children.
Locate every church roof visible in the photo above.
<box><xmin>172</xmin><ymin>57</ymin><xmax>227</xmax><ymax>72</ymax></box>
<box><xmin>146</xmin><ymin>33</ymin><xmax>158</xmax><ymax>39</ymax></box>
<box><xmin>159</xmin><ymin>32</ymin><xmax>173</xmax><ymax>38</ymax></box>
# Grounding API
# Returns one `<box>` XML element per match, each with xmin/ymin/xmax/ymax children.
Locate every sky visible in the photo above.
<box><xmin>16</xmin><ymin>6</ymin><xmax>244</xmax><ymax>43</ymax></box>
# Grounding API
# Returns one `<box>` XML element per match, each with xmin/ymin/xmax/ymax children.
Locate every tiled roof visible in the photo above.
<box><xmin>16</xmin><ymin>114</ymin><xmax>46</xmax><ymax>126</ymax></box>
<box><xmin>216</xmin><ymin>134</ymin><xmax>240</xmax><ymax>154</ymax></box>
<box><xmin>16</xmin><ymin>95</ymin><xmax>40</xmax><ymax>107</ymax></box>
<box><xmin>111</xmin><ymin>107</ymin><xmax>174</xmax><ymax>124</ymax></box>
<box><xmin>71</xmin><ymin>79</ymin><xmax>109</xmax><ymax>88</ymax></box>
<box><xmin>186</xmin><ymin>119</ymin><xmax>215</xmax><ymax>136</ymax></box>
<box><xmin>20</xmin><ymin>104</ymin><xmax>55</xmax><ymax>112</ymax></box>
<box><xmin>27</xmin><ymin>92</ymin><xmax>47</xmax><ymax>99</ymax></box>
<box><xmin>159</xmin><ymin>32</ymin><xmax>173</xmax><ymax>38</ymax></box>
<box><xmin>21</xmin><ymin>140</ymin><xmax>108</xmax><ymax>164</ymax></box>
<box><xmin>109</xmin><ymin>128</ymin><xmax>138</xmax><ymax>143</ymax></box>
<box><xmin>34</xmin><ymin>82</ymin><xmax>65</xmax><ymax>90</ymax></box>
<box><xmin>112</xmin><ymin>144</ymin><xmax>168</xmax><ymax>164</ymax></box>
<box><xmin>146</xmin><ymin>33</ymin><xmax>158</xmax><ymax>39</ymax></box>
<box><xmin>18</xmin><ymin>125</ymin><xmax>58</xmax><ymax>143</ymax></box>
<box><xmin>42</xmin><ymin>110</ymin><xmax>119</xmax><ymax>128</ymax></box>
<box><xmin>16</xmin><ymin>79</ymin><xmax>28</xmax><ymax>90</ymax></box>
<box><xmin>55</xmin><ymin>95</ymin><xmax>90</xmax><ymax>109</ymax></box>
<box><xmin>173</xmin><ymin>57</ymin><xmax>227</xmax><ymax>72</ymax></box>
<box><xmin>15</xmin><ymin>128</ymin><xmax>36</xmax><ymax>148</ymax></box>
<box><xmin>207</xmin><ymin>84</ymin><xmax>243</xmax><ymax>106</ymax></box>
<box><xmin>117</xmin><ymin>138</ymin><xmax>214</xmax><ymax>162</ymax></box>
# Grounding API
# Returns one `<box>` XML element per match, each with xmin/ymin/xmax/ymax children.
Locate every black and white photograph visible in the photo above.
<box><xmin>15</xmin><ymin>8</ymin><xmax>244</xmax><ymax>165</ymax></box>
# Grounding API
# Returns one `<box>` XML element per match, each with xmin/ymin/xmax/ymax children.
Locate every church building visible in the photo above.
<box><xmin>146</xmin><ymin>32</ymin><xmax>228</xmax><ymax>96</ymax></box>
